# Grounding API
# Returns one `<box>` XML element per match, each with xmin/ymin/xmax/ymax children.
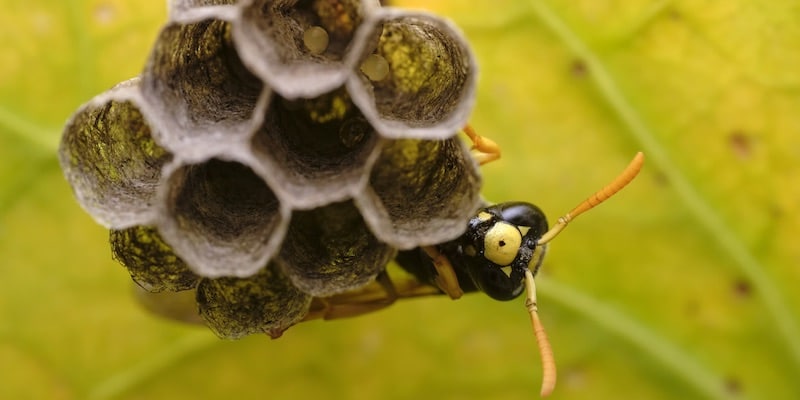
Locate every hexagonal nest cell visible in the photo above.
<box><xmin>197</xmin><ymin>262</ymin><xmax>312</xmax><ymax>339</ymax></box>
<box><xmin>142</xmin><ymin>18</ymin><xmax>264</xmax><ymax>146</ymax></box>
<box><xmin>359</xmin><ymin>137</ymin><xmax>481</xmax><ymax>249</ymax></box>
<box><xmin>59</xmin><ymin>0</ymin><xmax>481</xmax><ymax>339</ymax></box>
<box><xmin>277</xmin><ymin>200</ymin><xmax>394</xmax><ymax>296</ymax></box>
<box><xmin>251</xmin><ymin>86</ymin><xmax>381</xmax><ymax>207</ymax></box>
<box><xmin>159</xmin><ymin>158</ymin><xmax>288</xmax><ymax>278</ymax></box>
<box><xmin>59</xmin><ymin>80</ymin><xmax>172</xmax><ymax>228</ymax></box>
<box><xmin>349</xmin><ymin>8</ymin><xmax>476</xmax><ymax>138</ymax></box>
<box><xmin>110</xmin><ymin>225</ymin><xmax>199</xmax><ymax>292</ymax></box>
<box><xmin>234</xmin><ymin>0</ymin><xmax>374</xmax><ymax>98</ymax></box>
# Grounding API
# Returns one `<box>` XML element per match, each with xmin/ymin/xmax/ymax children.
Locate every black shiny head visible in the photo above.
<box><xmin>458</xmin><ymin>202</ymin><xmax>549</xmax><ymax>301</ymax></box>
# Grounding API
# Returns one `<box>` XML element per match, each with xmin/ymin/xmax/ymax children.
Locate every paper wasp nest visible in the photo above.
<box><xmin>59</xmin><ymin>0</ymin><xmax>479</xmax><ymax>339</ymax></box>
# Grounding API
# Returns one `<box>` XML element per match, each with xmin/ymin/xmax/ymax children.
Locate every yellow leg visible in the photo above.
<box><xmin>463</xmin><ymin>124</ymin><xmax>501</xmax><ymax>166</ymax></box>
<box><xmin>422</xmin><ymin>246</ymin><xmax>464</xmax><ymax>299</ymax></box>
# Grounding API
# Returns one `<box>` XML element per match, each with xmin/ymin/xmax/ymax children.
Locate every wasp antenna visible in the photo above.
<box><xmin>537</xmin><ymin>152</ymin><xmax>644</xmax><ymax>245</ymax></box>
<box><xmin>524</xmin><ymin>269</ymin><xmax>557</xmax><ymax>397</ymax></box>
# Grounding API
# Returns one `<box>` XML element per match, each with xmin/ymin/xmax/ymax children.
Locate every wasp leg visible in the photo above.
<box><xmin>463</xmin><ymin>124</ymin><xmax>501</xmax><ymax>166</ymax></box>
<box><xmin>422</xmin><ymin>246</ymin><xmax>464</xmax><ymax>299</ymax></box>
<box><xmin>303</xmin><ymin>271</ymin><xmax>442</xmax><ymax>321</ymax></box>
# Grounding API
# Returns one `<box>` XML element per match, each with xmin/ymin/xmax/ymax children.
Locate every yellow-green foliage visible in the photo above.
<box><xmin>2</xmin><ymin>1</ymin><xmax>799</xmax><ymax>399</ymax></box>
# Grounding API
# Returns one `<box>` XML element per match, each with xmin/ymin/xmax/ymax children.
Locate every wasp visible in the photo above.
<box><xmin>301</xmin><ymin>126</ymin><xmax>645</xmax><ymax>397</ymax></box>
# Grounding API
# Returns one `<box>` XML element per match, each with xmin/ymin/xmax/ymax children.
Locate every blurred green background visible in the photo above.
<box><xmin>2</xmin><ymin>0</ymin><xmax>799</xmax><ymax>399</ymax></box>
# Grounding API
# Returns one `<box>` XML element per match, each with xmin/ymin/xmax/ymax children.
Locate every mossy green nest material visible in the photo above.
<box><xmin>59</xmin><ymin>0</ymin><xmax>479</xmax><ymax>339</ymax></box>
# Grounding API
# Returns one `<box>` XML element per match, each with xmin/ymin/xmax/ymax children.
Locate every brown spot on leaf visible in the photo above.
<box><xmin>668</xmin><ymin>8</ymin><xmax>683</xmax><ymax>20</ymax></box>
<box><xmin>571</xmin><ymin>59</ymin><xmax>588</xmax><ymax>77</ymax></box>
<box><xmin>724</xmin><ymin>376</ymin><xmax>743</xmax><ymax>395</ymax></box>
<box><xmin>653</xmin><ymin>170</ymin><xmax>669</xmax><ymax>186</ymax></box>
<box><xmin>733</xmin><ymin>278</ymin><xmax>752</xmax><ymax>299</ymax></box>
<box><xmin>729</xmin><ymin>131</ymin><xmax>753</xmax><ymax>160</ymax></box>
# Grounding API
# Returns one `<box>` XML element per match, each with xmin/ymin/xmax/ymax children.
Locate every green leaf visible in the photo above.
<box><xmin>3</xmin><ymin>1</ymin><xmax>799</xmax><ymax>399</ymax></box>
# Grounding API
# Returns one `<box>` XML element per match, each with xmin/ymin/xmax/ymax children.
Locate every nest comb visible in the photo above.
<box><xmin>59</xmin><ymin>0</ymin><xmax>480</xmax><ymax>339</ymax></box>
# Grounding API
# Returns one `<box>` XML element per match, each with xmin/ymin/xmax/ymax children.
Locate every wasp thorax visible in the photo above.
<box><xmin>483</xmin><ymin>222</ymin><xmax>523</xmax><ymax>266</ymax></box>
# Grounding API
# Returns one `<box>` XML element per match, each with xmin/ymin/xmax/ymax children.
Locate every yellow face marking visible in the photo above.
<box><xmin>518</xmin><ymin>226</ymin><xmax>531</xmax><ymax>237</ymax></box>
<box><xmin>500</xmin><ymin>265</ymin><xmax>513</xmax><ymax>278</ymax></box>
<box><xmin>477</xmin><ymin>211</ymin><xmax>493</xmax><ymax>222</ymax></box>
<box><xmin>483</xmin><ymin>222</ymin><xmax>522</xmax><ymax>266</ymax></box>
